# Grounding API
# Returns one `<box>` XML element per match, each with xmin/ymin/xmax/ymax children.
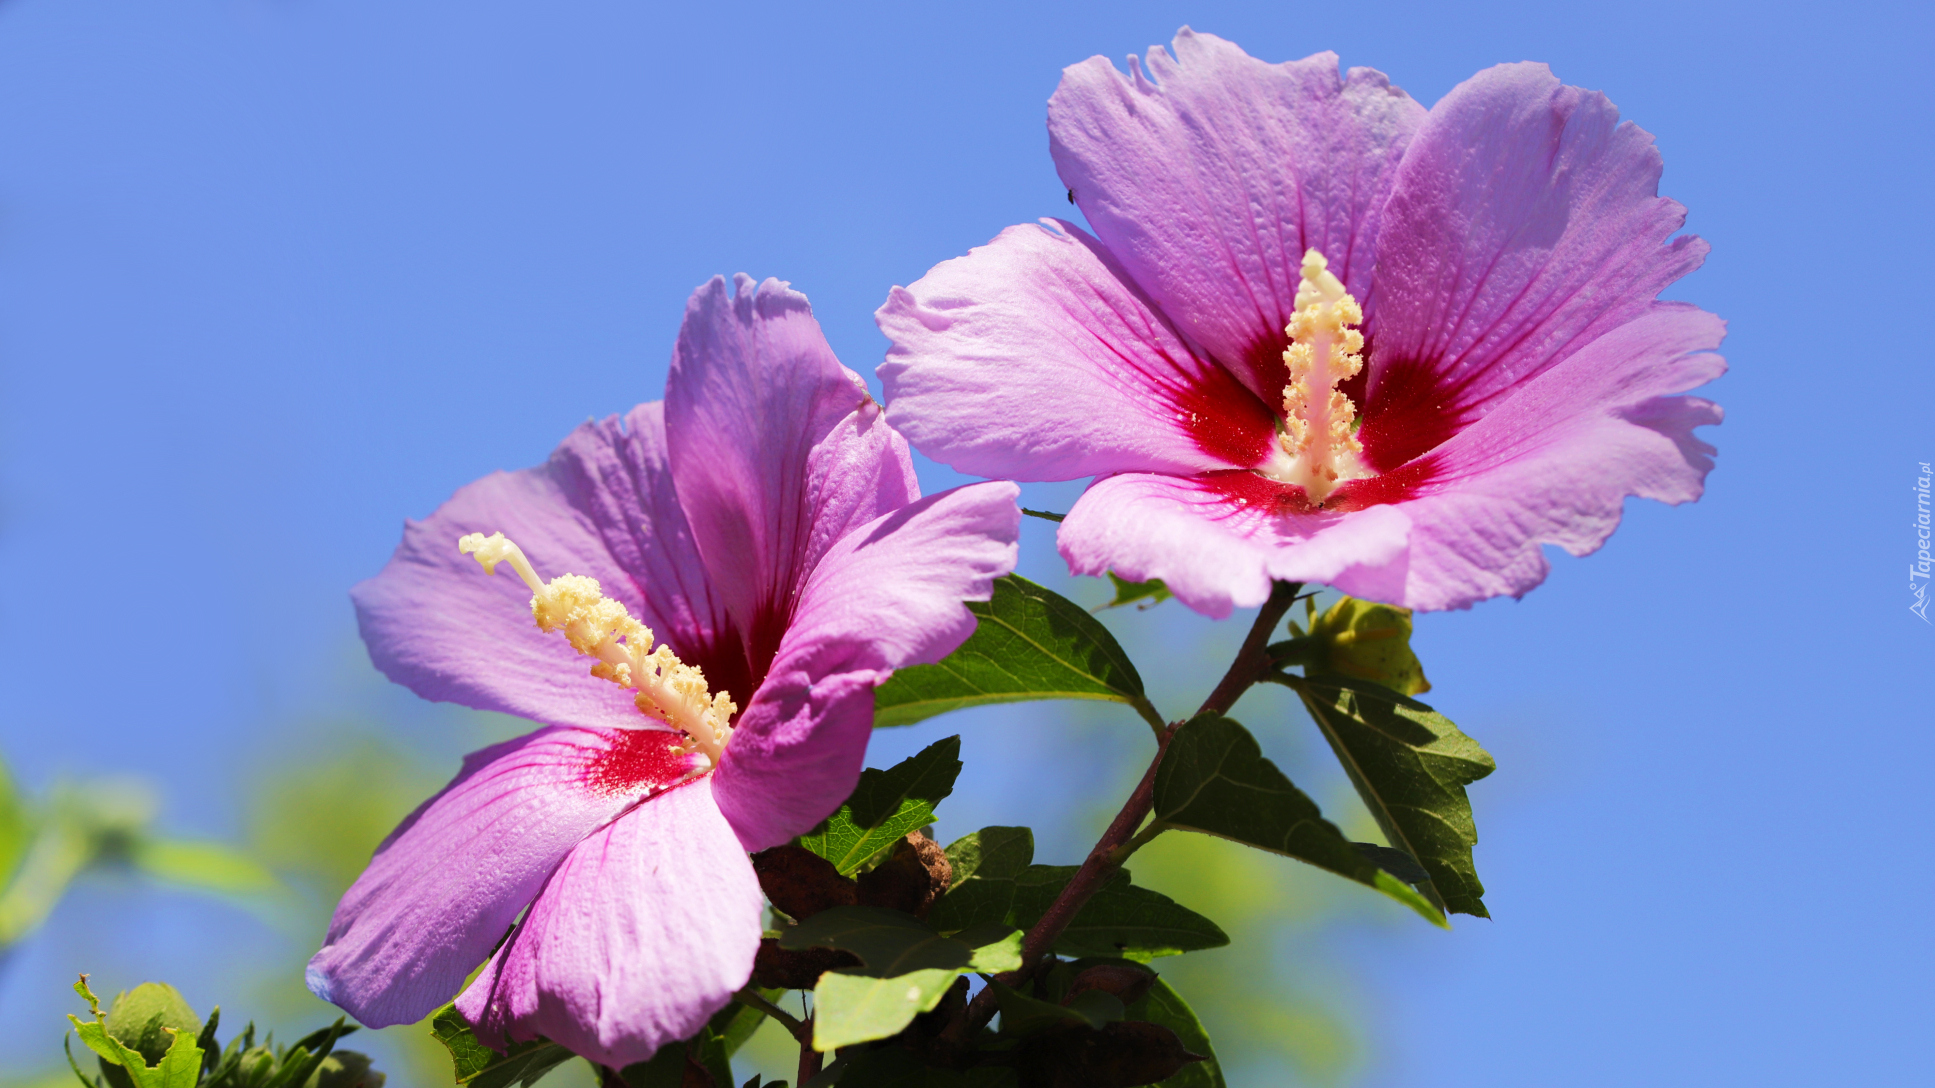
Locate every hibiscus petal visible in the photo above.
<box><xmin>351</xmin><ymin>404</ymin><xmax>726</xmax><ymax>732</ymax></box>
<box><xmin>878</xmin><ymin>220</ymin><xmax>1274</xmax><ymax>480</ymax></box>
<box><xmin>666</xmin><ymin>274</ymin><xmax>920</xmax><ymax>683</ymax></box>
<box><xmin>1366</xmin><ymin>62</ymin><xmax>1709</xmax><ymax>461</ymax></box>
<box><xmin>1056</xmin><ymin>472</ymin><xmax>1412</xmax><ymax>620</ymax></box>
<box><xmin>456</xmin><ymin>776</ymin><xmax>763</xmax><ymax>1069</ymax></box>
<box><xmin>1382</xmin><ymin>303</ymin><xmax>1726</xmax><ymax>610</ymax></box>
<box><xmin>305</xmin><ymin>725</ymin><xmax>694</xmax><ymax>1028</ymax></box>
<box><xmin>1049</xmin><ymin>29</ymin><xmax>1425</xmax><ymax>398</ymax></box>
<box><xmin>713</xmin><ymin>481</ymin><xmax>1021</xmax><ymax>851</ymax></box>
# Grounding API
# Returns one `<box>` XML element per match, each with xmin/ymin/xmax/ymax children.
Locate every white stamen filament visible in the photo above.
<box><xmin>457</xmin><ymin>531</ymin><xmax>738</xmax><ymax>766</ymax></box>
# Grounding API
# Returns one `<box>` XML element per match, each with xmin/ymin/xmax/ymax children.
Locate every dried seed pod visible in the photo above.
<box><xmin>1016</xmin><ymin>1019</ymin><xmax>1204</xmax><ymax>1088</ymax></box>
<box><xmin>752</xmin><ymin>844</ymin><xmax>857</xmax><ymax>921</ymax></box>
<box><xmin>751</xmin><ymin>936</ymin><xmax>858</xmax><ymax>990</ymax></box>
<box><xmin>855</xmin><ymin>831</ymin><xmax>953</xmax><ymax>919</ymax></box>
<box><xmin>1061</xmin><ymin>963</ymin><xmax>1157</xmax><ymax>1009</ymax></box>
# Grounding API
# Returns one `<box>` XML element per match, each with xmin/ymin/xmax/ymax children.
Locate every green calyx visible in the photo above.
<box><xmin>305</xmin><ymin>1050</ymin><xmax>386</xmax><ymax>1088</ymax></box>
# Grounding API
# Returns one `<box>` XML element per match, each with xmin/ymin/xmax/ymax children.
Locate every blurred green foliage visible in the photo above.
<box><xmin>8</xmin><ymin>1075</ymin><xmax>87</xmax><ymax>1088</ymax></box>
<box><xmin>0</xmin><ymin>756</ymin><xmax>274</xmax><ymax>955</ymax></box>
<box><xmin>245</xmin><ymin>735</ymin><xmax>444</xmax><ymax>920</ymax></box>
<box><xmin>0</xmin><ymin>752</ymin><xmax>270</xmax><ymax>1088</ymax></box>
<box><xmin>1128</xmin><ymin>831</ymin><xmax>1361</xmax><ymax>1085</ymax></box>
<box><xmin>65</xmin><ymin>974</ymin><xmax>382</xmax><ymax>1088</ymax></box>
<box><xmin>0</xmin><ymin>724</ymin><xmax>594</xmax><ymax>1088</ymax></box>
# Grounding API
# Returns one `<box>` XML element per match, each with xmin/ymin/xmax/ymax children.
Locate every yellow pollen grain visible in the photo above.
<box><xmin>1276</xmin><ymin>249</ymin><xmax>1371</xmax><ymax>504</ymax></box>
<box><xmin>457</xmin><ymin>531</ymin><xmax>738</xmax><ymax>766</ymax></box>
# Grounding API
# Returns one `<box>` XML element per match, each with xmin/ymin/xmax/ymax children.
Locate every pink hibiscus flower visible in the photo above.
<box><xmin>878</xmin><ymin>29</ymin><xmax>1725</xmax><ymax>617</ymax></box>
<box><xmin>305</xmin><ymin>275</ymin><xmax>1019</xmax><ymax>1066</ymax></box>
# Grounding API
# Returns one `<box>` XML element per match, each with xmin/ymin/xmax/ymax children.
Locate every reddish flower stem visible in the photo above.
<box><xmin>949</xmin><ymin>581</ymin><xmax>1301</xmax><ymax>1039</ymax></box>
<box><xmin>798</xmin><ymin>1017</ymin><xmax>823</xmax><ymax>1082</ymax></box>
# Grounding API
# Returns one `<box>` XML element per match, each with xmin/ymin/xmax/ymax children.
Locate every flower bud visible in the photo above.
<box><xmin>238</xmin><ymin>1046</ymin><xmax>277</xmax><ymax>1082</ymax></box>
<box><xmin>305</xmin><ymin>1051</ymin><xmax>386</xmax><ymax>1088</ymax></box>
<box><xmin>1306</xmin><ymin>596</ymin><xmax>1431</xmax><ymax>696</ymax></box>
<box><xmin>1016</xmin><ymin>1019</ymin><xmax>1203</xmax><ymax>1087</ymax></box>
<box><xmin>856</xmin><ymin>832</ymin><xmax>953</xmax><ymax>919</ymax></box>
<box><xmin>1061</xmin><ymin>963</ymin><xmax>1155</xmax><ymax>1009</ymax></box>
<box><xmin>101</xmin><ymin>983</ymin><xmax>199</xmax><ymax>1088</ymax></box>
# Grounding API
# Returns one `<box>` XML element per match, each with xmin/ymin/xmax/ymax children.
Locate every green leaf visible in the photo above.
<box><xmin>4</xmin><ymin>807</ymin><xmax>101</xmax><ymax>947</ymax></box>
<box><xmin>928</xmin><ymin>826</ymin><xmax>1034</xmax><ymax>934</ymax></box>
<box><xmin>618</xmin><ymin>1025</ymin><xmax>731</xmax><ymax>1088</ymax></box>
<box><xmin>1020</xmin><ymin>508</ymin><xmax>1065</xmax><ymax>523</ymax></box>
<box><xmin>811</xmin><ymin>967</ymin><xmax>959</xmax><ymax>1051</ymax></box>
<box><xmin>127</xmin><ymin>839</ymin><xmax>278</xmax><ymax>896</ymax></box>
<box><xmin>938</xmin><ymin>825</ymin><xmax>1032</xmax><ymax>886</ymax></box>
<box><xmin>72</xmin><ymin>976</ymin><xmax>105</xmax><ymax>1018</ymax></box>
<box><xmin>1151</xmin><ymin>713</ymin><xmax>1446</xmax><ymax>927</ymax></box>
<box><xmin>697</xmin><ymin>1030</ymin><xmax>733</xmax><ymax>1088</ymax></box>
<box><xmin>1097</xmin><ymin>573</ymin><xmax>1172</xmax><ymax>612</ymax></box>
<box><xmin>872</xmin><ymin>575</ymin><xmax>1146</xmax><ymax>727</ymax></box>
<box><xmin>65</xmin><ymin>1032</ymin><xmax>105</xmax><ymax>1088</ymax></box>
<box><xmin>798</xmin><ymin>737</ymin><xmax>962</xmax><ymax>875</ymax></box>
<box><xmin>1294</xmin><ymin>677</ymin><xmax>1495</xmax><ymax>917</ymax></box>
<box><xmin>149</xmin><ymin>1030</ymin><xmax>202</xmax><ymax>1088</ymax></box>
<box><xmin>779</xmin><ymin>905</ymin><xmax>1021</xmax><ymax>977</ymax></box>
<box><xmin>957</xmin><ymin>924</ymin><xmax>1023</xmax><ymax>973</ymax></box>
<box><xmin>793</xmin><ymin>735</ymin><xmax>959</xmax><ymax>871</ymax></box>
<box><xmin>1128</xmin><ymin>979</ymin><xmax>1226</xmax><ymax>1088</ymax></box>
<box><xmin>289</xmin><ymin>1022</ymin><xmax>359</xmax><ymax>1055</ymax></box>
<box><xmin>784</xmin><ymin>907</ymin><xmax>1020</xmax><ymax>1052</ymax></box>
<box><xmin>782</xmin><ymin>905</ymin><xmax>967</xmax><ymax>973</ymax></box>
<box><xmin>837</xmin><ymin>735</ymin><xmax>964</xmax><ymax>838</ymax></box>
<box><xmin>709</xmin><ymin>991</ymin><xmax>779</xmax><ymax>1057</ymax></box>
<box><xmin>990</xmin><ymin>981</ymin><xmax>1123</xmax><ymax>1037</ymax></box>
<box><xmin>68</xmin><ymin>1021</ymin><xmax>144</xmax><ymax>1084</ymax></box>
<box><xmin>617</xmin><ymin>1045</ymin><xmax>683</xmax><ymax>1088</ymax></box>
<box><xmin>256</xmin><ymin>1018</ymin><xmax>351</xmax><ymax>1088</ymax></box>
<box><xmin>1010</xmin><ymin>866</ymin><xmax>1228</xmax><ymax>961</ymax></box>
<box><xmin>204</xmin><ymin>1026</ymin><xmax>271</xmax><ymax>1088</ymax></box>
<box><xmin>430</xmin><ymin>1004</ymin><xmax>574</xmax><ymax>1088</ymax></box>
<box><xmin>837</xmin><ymin>1047</ymin><xmax>1017</xmax><ymax>1087</ymax></box>
<box><xmin>1353</xmin><ymin>842</ymin><xmax>1429</xmax><ymax>885</ymax></box>
<box><xmin>194</xmin><ymin>1007</ymin><xmax>221</xmax><ymax>1074</ymax></box>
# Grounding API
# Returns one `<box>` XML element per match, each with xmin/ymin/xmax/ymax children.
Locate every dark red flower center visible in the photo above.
<box><xmin>582</xmin><ymin>726</ymin><xmax>700</xmax><ymax>797</ymax></box>
<box><xmin>1184</xmin><ymin>281</ymin><xmax>1461</xmax><ymax>516</ymax></box>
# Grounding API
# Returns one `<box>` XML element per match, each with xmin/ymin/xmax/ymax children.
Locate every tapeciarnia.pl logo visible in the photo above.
<box><xmin>1914</xmin><ymin>462</ymin><xmax>1932</xmax><ymax>623</ymax></box>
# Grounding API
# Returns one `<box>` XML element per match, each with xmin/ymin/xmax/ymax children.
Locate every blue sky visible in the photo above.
<box><xmin>0</xmin><ymin>0</ymin><xmax>1928</xmax><ymax>1084</ymax></box>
